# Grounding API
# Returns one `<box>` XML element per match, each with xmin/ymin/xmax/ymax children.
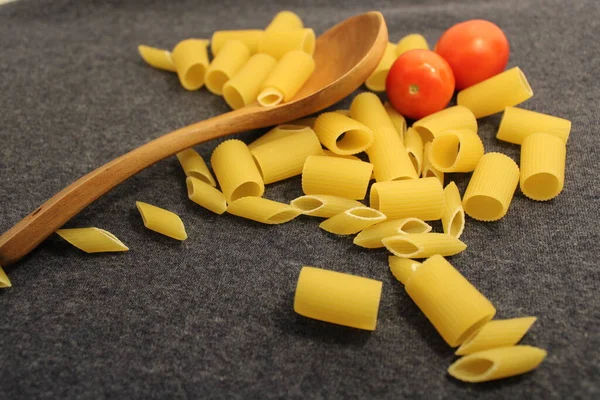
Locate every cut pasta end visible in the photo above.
<box><xmin>258</xmin><ymin>88</ymin><xmax>284</xmax><ymax>107</ymax></box>
<box><xmin>388</xmin><ymin>256</ymin><xmax>421</xmax><ymax>285</ymax></box>
<box><xmin>408</xmin><ymin>152</ymin><xmax>422</xmax><ymax>176</ymax></box>
<box><xmin>346</xmin><ymin>207</ymin><xmax>386</xmax><ymax>221</ymax></box>
<box><xmin>399</xmin><ymin>218</ymin><xmax>432</xmax><ymax>234</ymax></box>
<box><xmin>448</xmin><ymin>209</ymin><xmax>465</xmax><ymax>238</ymax></box>
<box><xmin>230</xmin><ymin>182</ymin><xmax>264</xmax><ymax>203</ymax></box>
<box><xmin>205</xmin><ymin>70</ymin><xmax>229</xmax><ymax>95</ymax></box>
<box><xmin>414</xmin><ymin>126</ymin><xmax>434</xmax><ymax>143</ymax></box>
<box><xmin>179</xmin><ymin>64</ymin><xmax>206</xmax><ymax>91</ymax></box>
<box><xmin>464</xmin><ymin>195</ymin><xmax>506</xmax><ymax>222</ymax></box>
<box><xmin>521</xmin><ymin>173</ymin><xmax>562</xmax><ymax>201</ymax></box>
<box><xmin>430</xmin><ymin>133</ymin><xmax>460</xmax><ymax>171</ymax></box>
<box><xmin>290</xmin><ymin>195</ymin><xmax>325</xmax><ymax>215</ymax></box>
<box><xmin>455</xmin><ymin>313</ymin><xmax>496</xmax><ymax>347</ymax></box>
<box><xmin>381</xmin><ymin>235</ymin><xmax>424</xmax><ymax>258</ymax></box>
<box><xmin>365</xmin><ymin>70</ymin><xmax>388</xmax><ymax>92</ymax></box>
<box><xmin>516</xmin><ymin>67</ymin><xmax>534</xmax><ymax>98</ymax></box>
<box><xmin>303</xmin><ymin>29</ymin><xmax>316</xmax><ymax>55</ymax></box>
<box><xmin>0</xmin><ymin>266</ymin><xmax>12</xmax><ymax>288</ymax></box>
<box><xmin>222</xmin><ymin>83</ymin><xmax>246</xmax><ymax>110</ymax></box>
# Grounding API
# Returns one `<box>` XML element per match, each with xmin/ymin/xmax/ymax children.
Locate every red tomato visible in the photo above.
<box><xmin>435</xmin><ymin>20</ymin><xmax>510</xmax><ymax>89</ymax></box>
<box><xmin>385</xmin><ymin>49</ymin><xmax>455</xmax><ymax>120</ymax></box>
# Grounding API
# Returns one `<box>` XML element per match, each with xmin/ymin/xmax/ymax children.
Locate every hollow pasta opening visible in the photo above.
<box><xmin>400</xmin><ymin>219</ymin><xmax>430</xmax><ymax>234</ymax></box>
<box><xmin>522</xmin><ymin>173</ymin><xmax>561</xmax><ymax>201</ymax></box>
<box><xmin>182</xmin><ymin>64</ymin><xmax>206</xmax><ymax>90</ymax></box>
<box><xmin>431</xmin><ymin>134</ymin><xmax>460</xmax><ymax>170</ymax></box>
<box><xmin>517</xmin><ymin>68</ymin><xmax>534</xmax><ymax>97</ymax></box>
<box><xmin>222</xmin><ymin>84</ymin><xmax>245</xmax><ymax>110</ymax></box>
<box><xmin>335</xmin><ymin>129</ymin><xmax>373</xmax><ymax>154</ymax></box>
<box><xmin>456</xmin><ymin>314</ymin><xmax>494</xmax><ymax>346</ymax></box>
<box><xmin>464</xmin><ymin>195</ymin><xmax>504</xmax><ymax>221</ymax></box>
<box><xmin>365</xmin><ymin>70</ymin><xmax>387</xmax><ymax>91</ymax></box>
<box><xmin>302</xmin><ymin>30</ymin><xmax>316</xmax><ymax>55</ymax></box>
<box><xmin>348</xmin><ymin>207</ymin><xmax>383</xmax><ymax>220</ymax></box>
<box><xmin>449</xmin><ymin>209</ymin><xmax>465</xmax><ymax>238</ymax></box>
<box><xmin>267</xmin><ymin>210</ymin><xmax>300</xmax><ymax>224</ymax></box>
<box><xmin>205</xmin><ymin>70</ymin><xmax>229</xmax><ymax>95</ymax></box>
<box><xmin>450</xmin><ymin>358</ymin><xmax>495</xmax><ymax>382</ymax></box>
<box><xmin>369</xmin><ymin>186</ymin><xmax>381</xmax><ymax>209</ymax></box>
<box><xmin>186</xmin><ymin>178</ymin><xmax>196</xmax><ymax>198</ymax></box>
<box><xmin>408</xmin><ymin>152</ymin><xmax>420</xmax><ymax>175</ymax></box>
<box><xmin>385</xmin><ymin>238</ymin><xmax>420</xmax><ymax>257</ymax></box>
<box><xmin>188</xmin><ymin>171</ymin><xmax>213</xmax><ymax>186</ymax></box>
<box><xmin>290</xmin><ymin>196</ymin><xmax>324</xmax><ymax>213</ymax></box>
<box><xmin>258</xmin><ymin>88</ymin><xmax>283</xmax><ymax>107</ymax></box>
<box><xmin>414</xmin><ymin>126</ymin><xmax>434</xmax><ymax>143</ymax></box>
<box><xmin>135</xmin><ymin>202</ymin><xmax>149</xmax><ymax>226</ymax></box>
<box><xmin>231</xmin><ymin>182</ymin><xmax>263</xmax><ymax>202</ymax></box>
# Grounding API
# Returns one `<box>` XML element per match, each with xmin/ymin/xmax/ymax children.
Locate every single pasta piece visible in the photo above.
<box><xmin>205</xmin><ymin>40</ymin><xmax>251</xmax><ymax>95</ymax></box>
<box><xmin>350</xmin><ymin>93</ymin><xmax>418</xmax><ymax>181</ymax></box>
<box><xmin>496</xmin><ymin>107</ymin><xmax>571</xmax><ymax>144</ymax></box>
<box><xmin>365</xmin><ymin>42</ymin><xmax>398</xmax><ymax>92</ymax></box>
<box><xmin>448</xmin><ymin>346</ymin><xmax>547</xmax><ymax>383</ymax></box>
<box><xmin>428</xmin><ymin>129</ymin><xmax>484</xmax><ymax>173</ymax></box>
<box><xmin>223</xmin><ymin>53</ymin><xmax>277</xmax><ymax>109</ymax></box>
<box><xmin>138</xmin><ymin>45</ymin><xmax>176</xmax><ymax>72</ymax></box>
<box><xmin>290</xmin><ymin>195</ymin><xmax>364</xmax><ymax>218</ymax></box>
<box><xmin>441</xmin><ymin>182</ymin><xmax>465</xmax><ymax>239</ymax></box>
<box><xmin>56</xmin><ymin>228</ymin><xmax>129</xmax><ymax>253</ymax></box>
<box><xmin>382</xmin><ymin>233</ymin><xmax>466</xmax><ymax>258</ymax></box>
<box><xmin>257</xmin><ymin>28</ymin><xmax>316</xmax><ymax>59</ymax></box>
<box><xmin>313</xmin><ymin>112</ymin><xmax>374</xmax><ymax>155</ymax></box>
<box><xmin>0</xmin><ymin>266</ymin><xmax>11</xmax><ymax>288</ymax></box>
<box><xmin>354</xmin><ymin>218</ymin><xmax>432</xmax><ymax>249</ymax></box>
<box><xmin>422</xmin><ymin>142</ymin><xmax>444</xmax><ymax>184</ymax></box>
<box><xmin>320</xmin><ymin>207</ymin><xmax>386</xmax><ymax>235</ymax></box>
<box><xmin>227</xmin><ymin>197</ymin><xmax>301</xmax><ymax>224</ymax></box>
<box><xmin>171</xmin><ymin>39</ymin><xmax>209</xmax><ymax>91</ymax></box>
<box><xmin>258</xmin><ymin>50</ymin><xmax>315</xmax><ymax>107</ymax></box>
<box><xmin>383</xmin><ymin>102</ymin><xmax>407</xmax><ymax>142</ymax></box>
<box><xmin>403</xmin><ymin>255</ymin><xmax>496</xmax><ymax>347</ymax></box>
<box><xmin>457</xmin><ymin>67</ymin><xmax>534</xmax><ymax>118</ymax></box>
<box><xmin>302</xmin><ymin>155</ymin><xmax>373</xmax><ymax>200</ymax></box>
<box><xmin>370</xmin><ymin>177</ymin><xmax>445</xmax><ymax>220</ymax></box>
<box><xmin>520</xmin><ymin>133</ymin><xmax>566</xmax><ymax>201</ymax></box>
<box><xmin>456</xmin><ymin>317</ymin><xmax>538</xmax><ymax>355</ymax></box>
<box><xmin>210</xmin><ymin>30</ymin><xmax>263</xmax><ymax>57</ymax></box>
<box><xmin>211</xmin><ymin>139</ymin><xmax>265</xmax><ymax>203</ymax></box>
<box><xmin>176</xmin><ymin>148</ymin><xmax>216</xmax><ymax>187</ymax></box>
<box><xmin>251</xmin><ymin>127</ymin><xmax>322</xmax><ymax>184</ymax></box>
<box><xmin>335</xmin><ymin>109</ymin><xmax>351</xmax><ymax>117</ymax></box>
<box><xmin>186</xmin><ymin>177</ymin><xmax>227</xmax><ymax>215</ymax></box>
<box><xmin>288</xmin><ymin>116</ymin><xmax>317</xmax><ymax>128</ymax></box>
<box><xmin>404</xmin><ymin>127</ymin><xmax>424</xmax><ymax>175</ymax></box>
<box><xmin>462</xmin><ymin>153</ymin><xmax>520</xmax><ymax>221</ymax></box>
<box><xmin>248</xmin><ymin>124</ymin><xmax>310</xmax><ymax>150</ymax></box>
<box><xmin>321</xmin><ymin>150</ymin><xmax>362</xmax><ymax>162</ymax></box>
<box><xmin>388</xmin><ymin>256</ymin><xmax>421</xmax><ymax>285</ymax></box>
<box><xmin>136</xmin><ymin>201</ymin><xmax>187</xmax><ymax>240</ymax></box>
<box><xmin>413</xmin><ymin>105</ymin><xmax>477</xmax><ymax>142</ymax></box>
<box><xmin>294</xmin><ymin>266</ymin><xmax>383</xmax><ymax>331</ymax></box>
<box><xmin>265</xmin><ymin>10</ymin><xmax>303</xmax><ymax>31</ymax></box>
<box><xmin>396</xmin><ymin>34</ymin><xmax>429</xmax><ymax>56</ymax></box>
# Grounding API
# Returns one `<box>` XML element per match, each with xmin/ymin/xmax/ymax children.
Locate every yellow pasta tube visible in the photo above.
<box><xmin>388</xmin><ymin>256</ymin><xmax>421</xmax><ymax>285</ymax></box>
<box><xmin>422</xmin><ymin>142</ymin><xmax>444</xmax><ymax>184</ymax></box>
<box><xmin>222</xmin><ymin>53</ymin><xmax>277</xmax><ymax>109</ymax></box>
<box><xmin>496</xmin><ymin>107</ymin><xmax>571</xmax><ymax>144</ymax></box>
<box><xmin>248</xmin><ymin>124</ymin><xmax>309</xmax><ymax>150</ymax></box>
<box><xmin>250</xmin><ymin>127</ymin><xmax>322</xmax><ymax>184</ymax></box>
<box><xmin>413</xmin><ymin>105</ymin><xmax>477</xmax><ymax>142</ymax></box>
<box><xmin>138</xmin><ymin>45</ymin><xmax>176</xmax><ymax>72</ymax></box>
<box><xmin>319</xmin><ymin>207</ymin><xmax>386</xmax><ymax>235</ymax></box>
<box><xmin>365</xmin><ymin>42</ymin><xmax>398</xmax><ymax>92</ymax></box>
<box><xmin>383</xmin><ymin>102</ymin><xmax>407</xmax><ymax>142</ymax></box>
<box><xmin>205</xmin><ymin>40</ymin><xmax>251</xmax><ymax>95</ymax></box>
<box><xmin>370</xmin><ymin>177</ymin><xmax>445</xmax><ymax>220</ymax></box>
<box><xmin>211</xmin><ymin>140</ymin><xmax>265</xmax><ymax>203</ymax></box>
<box><xmin>404</xmin><ymin>127</ymin><xmax>424</xmax><ymax>176</ymax></box>
<box><xmin>0</xmin><ymin>266</ymin><xmax>11</xmax><ymax>288</ymax></box>
<box><xmin>396</xmin><ymin>34</ymin><xmax>429</xmax><ymax>56</ymax></box>
<box><xmin>257</xmin><ymin>28</ymin><xmax>316</xmax><ymax>59</ymax></box>
<box><xmin>428</xmin><ymin>129</ymin><xmax>484</xmax><ymax>173</ymax></box>
<box><xmin>171</xmin><ymin>39</ymin><xmax>209</xmax><ymax>91</ymax></box>
<box><xmin>186</xmin><ymin>177</ymin><xmax>227</xmax><ymax>215</ymax></box>
<box><xmin>442</xmin><ymin>182</ymin><xmax>465</xmax><ymax>239</ymax></box>
<box><xmin>56</xmin><ymin>228</ymin><xmax>129</xmax><ymax>253</ymax></box>
<box><xmin>520</xmin><ymin>133</ymin><xmax>566</xmax><ymax>201</ymax></box>
<box><xmin>448</xmin><ymin>346</ymin><xmax>547</xmax><ymax>383</ymax></box>
<box><xmin>404</xmin><ymin>255</ymin><xmax>496</xmax><ymax>347</ymax></box>
<box><xmin>265</xmin><ymin>10</ymin><xmax>303</xmax><ymax>31</ymax></box>
<box><xmin>462</xmin><ymin>153</ymin><xmax>520</xmax><ymax>221</ymax></box>
<box><xmin>136</xmin><ymin>201</ymin><xmax>187</xmax><ymax>240</ymax></box>
<box><xmin>456</xmin><ymin>317</ymin><xmax>538</xmax><ymax>355</ymax></box>
<box><xmin>258</xmin><ymin>50</ymin><xmax>315</xmax><ymax>107</ymax></box>
<box><xmin>353</xmin><ymin>218</ymin><xmax>432</xmax><ymax>249</ymax></box>
<box><xmin>288</xmin><ymin>116</ymin><xmax>317</xmax><ymax>128</ymax></box>
<box><xmin>382</xmin><ymin>233</ymin><xmax>466</xmax><ymax>259</ymax></box>
<box><xmin>227</xmin><ymin>197</ymin><xmax>301</xmax><ymax>224</ymax></box>
<box><xmin>294</xmin><ymin>266</ymin><xmax>383</xmax><ymax>331</ymax></box>
<box><xmin>350</xmin><ymin>93</ymin><xmax>418</xmax><ymax>181</ymax></box>
<box><xmin>210</xmin><ymin>30</ymin><xmax>263</xmax><ymax>56</ymax></box>
<box><xmin>302</xmin><ymin>155</ymin><xmax>373</xmax><ymax>200</ymax></box>
<box><xmin>457</xmin><ymin>67</ymin><xmax>534</xmax><ymax>118</ymax></box>
<box><xmin>176</xmin><ymin>148</ymin><xmax>216</xmax><ymax>187</ymax></box>
<box><xmin>313</xmin><ymin>112</ymin><xmax>374</xmax><ymax>155</ymax></box>
<box><xmin>321</xmin><ymin>150</ymin><xmax>362</xmax><ymax>162</ymax></box>
<box><xmin>290</xmin><ymin>195</ymin><xmax>364</xmax><ymax>218</ymax></box>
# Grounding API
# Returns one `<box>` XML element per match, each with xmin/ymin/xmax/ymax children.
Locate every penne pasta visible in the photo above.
<box><xmin>205</xmin><ymin>40</ymin><xmax>251</xmax><ymax>95</ymax></box>
<box><xmin>457</xmin><ymin>67</ymin><xmax>534</xmax><ymax>118</ymax></box>
<box><xmin>404</xmin><ymin>127</ymin><xmax>424</xmax><ymax>175</ymax></box>
<box><xmin>171</xmin><ymin>39</ymin><xmax>210</xmax><ymax>91</ymax></box>
<box><xmin>176</xmin><ymin>148</ymin><xmax>216</xmax><ymax>187</ymax></box>
<box><xmin>421</xmin><ymin>142</ymin><xmax>444</xmax><ymax>184</ymax></box>
<box><xmin>354</xmin><ymin>218</ymin><xmax>432</xmax><ymax>249</ymax></box>
<box><xmin>462</xmin><ymin>153</ymin><xmax>520</xmax><ymax>221</ymax></box>
<box><xmin>448</xmin><ymin>346</ymin><xmax>547</xmax><ymax>383</ymax></box>
<box><xmin>403</xmin><ymin>255</ymin><xmax>497</xmax><ymax>347</ymax></box>
<box><xmin>441</xmin><ymin>182</ymin><xmax>465</xmax><ymax>239</ymax></box>
<box><xmin>294</xmin><ymin>266</ymin><xmax>383</xmax><ymax>331</ymax></box>
<box><xmin>136</xmin><ymin>201</ymin><xmax>187</xmax><ymax>240</ymax></box>
<box><xmin>211</xmin><ymin>139</ymin><xmax>265</xmax><ymax>203</ymax></box>
<box><xmin>413</xmin><ymin>105</ymin><xmax>477</xmax><ymax>142</ymax></box>
<box><xmin>258</xmin><ymin>50</ymin><xmax>315</xmax><ymax>107</ymax></box>
<box><xmin>210</xmin><ymin>30</ymin><xmax>263</xmax><ymax>56</ymax></box>
<box><xmin>186</xmin><ymin>177</ymin><xmax>227</xmax><ymax>215</ymax></box>
<box><xmin>496</xmin><ymin>107</ymin><xmax>571</xmax><ymax>144</ymax></box>
<box><xmin>227</xmin><ymin>196</ymin><xmax>301</xmax><ymax>224</ymax></box>
<box><xmin>56</xmin><ymin>228</ymin><xmax>129</xmax><ymax>253</ymax></box>
<box><xmin>456</xmin><ymin>317</ymin><xmax>538</xmax><ymax>355</ymax></box>
<box><xmin>0</xmin><ymin>266</ymin><xmax>11</xmax><ymax>288</ymax></box>
<box><xmin>313</xmin><ymin>112</ymin><xmax>374</xmax><ymax>155</ymax></box>
<box><xmin>428</xmin><ymin>129</ymin><xmax>484</xmax><ymax>172</ymax></box>
<box><xmin>290</xmin><ymin>194</ymin><xmax>364</xmax><ymax>218</ymax></box>
<box><xmin>396</xmin><ymin>33</ymin><xmax>429</xmax><ymax>56</ymax></box>
<box><xmin>388</xmin><ymin>256</ymin><xmax>421</xmax><ymax>285</ymax></box>
<box><xmin>258</xmin><ymin>28</ymin><xmax>316</xmax><ymax>59</ymax></box>
<box><xmin>365</xmin><ymin>42</ymin><xmax>398</xmax><ymax>92</ymax></box>
<box><xmin>223</xmin><ymin>53</ymin><xmax>277</xmax><ymax>109</ymax></box>
<box><xmin>520</xmin><ymin>133</ymin><xmax>566</xmax><ymax>201</ymax></box>
<box><xmin>383</xmin><ymin>102</ymin><xmax>407</xmax><ymax>142</ymax></box>
<box><xmin>370</xmin><ymin>177</ymin><xmax>445</xmax><ymax>220</ymax></box>
<box><xmin>138</xmin><ymin>45</ymin><xmax>176</xmax><ymax>72</ymax></box>
<box><xmin>302</xmin><ymin>155</ymin><xmax>373</xmax><ymax>200</ymax></box>
<box><xmin>382</xmin><ymin>233</ymin><xmax>466</xmax><ymax>258</ymax></box>
<box><xmin>350</xmin><ymin>93</ymin><xmax>418</xmax><ymax>181</ymax></box>
<box><xmin>265</xmin><ymin>10</ymin><xmax>303</xmax><ymax>31</ymax></box>
<box><xmin>319</xmin><ymin>206</ymin><xmax>386</xmax><ymax>235</ymax></box>
<box><xmin>248</xmin><ymin>124</ymin><xmax>309</xmax><ymax>150</ymax></box>
<box><xmin>251</xmin><ymin>127</ymin><xmax>322</xmax><ymax>184</ymax></box>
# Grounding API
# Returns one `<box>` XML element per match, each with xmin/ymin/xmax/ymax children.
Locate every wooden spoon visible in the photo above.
<box><xmin>0</xmin><ymin>11</ymin><xmax>388</xmax><ymax>267</ymax></box>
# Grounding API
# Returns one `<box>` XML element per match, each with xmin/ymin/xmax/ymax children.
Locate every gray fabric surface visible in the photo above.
<box><xmin>1</xmin><ymin>0</ymin><xmax>599</xmax><ymax>398</ymax></box>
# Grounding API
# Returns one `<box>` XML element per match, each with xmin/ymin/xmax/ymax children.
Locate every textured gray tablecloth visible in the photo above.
<box><xmin>1</xmin><ymin>0</ymin><xmax>599</xmax><ymax>398</ymax></box>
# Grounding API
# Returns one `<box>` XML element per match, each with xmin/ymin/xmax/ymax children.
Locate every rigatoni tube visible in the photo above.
<box><xmin>258</xmin><ymin>50</ymin><xmax>315</xmax><ymax>107</ymax></box>
<box><xmin>496</xmin><ymin>107</ymin><xmax>571</xmax><ymax>144</ymax></box>
<box><xmin>370</xmin><ymin>177</ymin><xmax>445</xmax><ymax>220</ymax></box>
<box><xmin>520</xmin><ymin>133</ymin><xmax>566</xmax><ymax>201</ymax></box>
<box><xmin>258</xmin><ymin>28</ymin><xmax>316</xmax><ymax>59</ymax></box>
<box><xmin>223</xmin><ymin>53</ymin><xmax>277</xmax><ymax>109</ymax></box>
<box><xmin>205</xmin><ymin>40</ymin><xmax>251</xmax><ymax>95</ymax></box>
<box><xmin>171</xmin><ymin>39</ymin><xmax>209</xmax><ymax>91</ymax></box>
<box><xmin>210</xmin><ymin>30</ymin><xmax>263</xmax><ymax>56</ymax></box>
<box><xmin>313</xmin><ymin>112</ymin><xmax>374</xmax><ymax>155</ymax></box>
<box><xmin>365</xmin><ymin>42</ymin><xmax>397</xmax><ymax>92</ymax></box>
<box><xmin>302</xmin><ymin>155</ymin><xmax>373</xmax><ymax>200</ymax></box>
